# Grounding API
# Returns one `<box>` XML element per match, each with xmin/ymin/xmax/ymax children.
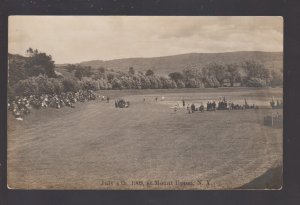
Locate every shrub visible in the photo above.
<box><xmin>81</xmin><ymin>80</ymin><xmax>98</xmax><ymax>91</ymax></box>
<box><xmin>111</xmin><ymin>78</ymin><xmax>123</xmax><ymax>89</ymax></box>
<box><xmin>14</xmin><ymin>75</ymin><xmax>64</xmax><ymax>96</ymax></box>
<box><xmin>8</xmin><ymin>85</ymin><xmax>15</xmax><ymax>99</ymax></box>
<box><xmin>62</xmin><ymin>78</ymin><xmax>80</xmax><ymax>92</ymax></box>
<box><xmin>175</xmin><ymin>80</ymin><xmax>185</xmax><ymax>88</ymax></box>
<box><xmin>245</xmin><ymin>77</ymin><xmax>267</xmax><ymax>87</ymax></box>
<box><xmin>15</xmin><ymin>78</ymin><xmax>39</xmax><ymax>96</ymax></box>
<box><xmin>49</xmin><ymin>78</ymin><xmax>64</xmax><ymax>94</ymax></box>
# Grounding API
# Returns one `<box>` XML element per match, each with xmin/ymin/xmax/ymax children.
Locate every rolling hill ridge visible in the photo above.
<box><xmin>78</xmin><ymin>51</ymin><xmax>283</xmax><ymax>75</ymax></box>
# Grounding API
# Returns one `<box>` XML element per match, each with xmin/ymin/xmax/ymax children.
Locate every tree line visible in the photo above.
<box><xmin>8</xmin><ymin>48</ymin><xmax>283</xmax><ymax>98</ymax></box>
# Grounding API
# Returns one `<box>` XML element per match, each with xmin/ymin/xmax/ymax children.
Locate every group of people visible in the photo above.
<box><xmin>183</xmin><ymin>97</ymin><xmax>257</xmax><ymax>114</ymax></box>
<box><xmin>8</xmin><ymin>90</ymin><xmax>96</xmax><ymax>120</ymax></box>
<box><xmin>217</xmin><ymin>98</ymin><xmax>257</xmax><ymax>111</ymax></box>
<box><xmin>144</xmin><ymin>96</ymin><xmax>164</xmax><ymax>102</ymax></box>
<box><xmin>270</xmin><ymin>99</ymin><xmax>283</xmax><ymax>109</ymax></box>
<box><xmin>100</xmin><ymin>95</ymin><xmax>110</xmax><ymax>103</ymax></box>
<box><xmin>115</xmin><ymin>98</ymin><xmax>130</xmax><ymax>108</ymax></box>
<box><xmin>185</xmin><ymin>103</ymin><xmax>205</xmax><ymax>114</ymax></box>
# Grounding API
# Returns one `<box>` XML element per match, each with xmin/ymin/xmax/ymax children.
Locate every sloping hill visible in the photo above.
<box><xmin>79</xmin><ymin>51</ymin><xmax>283</xmax><ymax>75</ymax></box>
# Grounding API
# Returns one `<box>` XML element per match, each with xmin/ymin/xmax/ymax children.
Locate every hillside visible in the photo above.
<box><xmin>9</xmin><ymin>51</ymin><xmax>283</xmax><ymax>78</ymax></box>
<box><xmin>78</xmin><ymin>51</ymin><xmax>283</xmax><ymax>75</ymax></box>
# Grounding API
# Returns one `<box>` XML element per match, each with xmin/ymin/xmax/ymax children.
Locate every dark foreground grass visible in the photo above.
<box><xmin>7</xmin><ymin>88</ymin><xmax>283</xmax><ymax>190</ymax></box>
<box><xmin>238</xmin><ymin>165</ymin><xmax>282</xmax><ymax>189</ymax></box>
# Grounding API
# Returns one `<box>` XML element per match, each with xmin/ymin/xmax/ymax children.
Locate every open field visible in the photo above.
<box><xmin>8</xmin><ymin>87</ymin><xmax>283</xmax><ymax>189</ymax></box>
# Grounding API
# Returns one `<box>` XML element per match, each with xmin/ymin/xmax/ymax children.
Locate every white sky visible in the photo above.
<box><xmin>9</xmin><ymin>16</ymin><xmax>283</xmax><ymax>64</ymax></box>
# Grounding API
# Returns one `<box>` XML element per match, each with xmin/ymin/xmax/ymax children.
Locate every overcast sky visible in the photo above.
<box><xmin>9</xmin><ymin>16</ymin><xmax>283</xmax><ymax>64</ymax></box>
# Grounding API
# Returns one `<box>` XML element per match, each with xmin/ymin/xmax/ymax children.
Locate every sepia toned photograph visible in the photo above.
<box><xmin>7</xmin><ymin>16</ymin><xmax>283</xmax><ymax>190</ymax></box>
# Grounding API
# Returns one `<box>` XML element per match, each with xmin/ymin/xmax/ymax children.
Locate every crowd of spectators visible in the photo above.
<box><xmin>8</xmin><ymin>90</ymin><xmax>96</xmax><ymax>120</ymax></box>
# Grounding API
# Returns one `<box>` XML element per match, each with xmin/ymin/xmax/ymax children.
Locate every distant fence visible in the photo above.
<box><xmin>264</xmin><ymin>115</ymin><xmax>283</xmax><ymax>128</ymax></box>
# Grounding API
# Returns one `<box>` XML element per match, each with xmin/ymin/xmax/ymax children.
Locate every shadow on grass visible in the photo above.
<box><xmin>237</xmin><ymin>166</ymin><xmax>283</xmax><ymax>189</ymax></box>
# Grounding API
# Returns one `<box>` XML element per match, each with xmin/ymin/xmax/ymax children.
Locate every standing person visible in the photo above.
<box><xmin>155</xmin><ymin>97</ymin><xmax>158</xmax><ymax>102</ymax></box>
<box><xmin>276</xmin><ymin>100</ymin><xmax>280</xmax><ymax>108</ymax></box>
<box><xmin>143</xmin><ymin>98</ymin><xmax>146</xmax><ymax>102</ymax></box>
<box><xmin>187</xmin><ymin>104</ymin><xmax>191</xmax><ymax>114</ymax></box>
<box><xmin>174</xmin><ymin>104</ymin><xmax>178</xmax><ymax>113</ymax></box>
<box><xmin>200</xmin><ymin>103</ymin><xmax>204</xmax><ymax>112</ymax></box>
<box><xmin>244</xmin><ymin>98</ymin><xmax>248</xmax><ymax>108</ymax></box>
<box><xmin>107</xmin><ymin>97</ymin><xmax>110</xmax><ymax>103</ymax></box>
<box><xmin>182</xmin><ymin>100</ymin><xmax>185</xmax><ymax>107</ymax></box>
<box><xmin>191</xmin><ymin>104</ymin><xmax>195</xmax><ymax>113</ymax></box>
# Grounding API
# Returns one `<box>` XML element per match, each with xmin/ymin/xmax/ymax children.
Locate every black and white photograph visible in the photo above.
<box><xmin>7</xmin><ymin>16</ymin><xmax>283</xmax><ymax>190</ymax></box>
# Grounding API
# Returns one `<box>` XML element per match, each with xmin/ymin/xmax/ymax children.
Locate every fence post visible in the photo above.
<box><xmin>271</xmin><ymin>116</ymin><xmax>274</xmax><ymax>126</ymax></box>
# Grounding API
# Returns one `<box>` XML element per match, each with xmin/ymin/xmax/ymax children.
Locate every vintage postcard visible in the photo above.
<box><xmin>7</xmin><ymin>16</ymin><xmax>283</xmax><ymax>189</ymax></box>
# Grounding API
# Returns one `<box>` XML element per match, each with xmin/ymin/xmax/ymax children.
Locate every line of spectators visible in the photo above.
<box><xmin>186</xmin><ymin>97</ymin><xmax>257</xmax><ymax>113</ymax></box>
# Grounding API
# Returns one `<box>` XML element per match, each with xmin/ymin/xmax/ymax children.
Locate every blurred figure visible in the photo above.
<box><xmin>187</xmin><ymin>104</ymin><xmax>191</xmax><ymax>114</ymax></box>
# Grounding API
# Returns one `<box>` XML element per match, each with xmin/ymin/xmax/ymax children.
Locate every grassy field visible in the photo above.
<box><xmin>8</xmin><ymin>87</ymin><xmax>283</xmax><ymax>189</ymax></box>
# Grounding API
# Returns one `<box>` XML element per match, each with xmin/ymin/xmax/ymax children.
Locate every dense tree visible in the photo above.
<box><xmin>214</xmin><ymin>64</ymin><xmax>228</xmax><ymax>85</ymax></box>
<box><xmin>245</xmin><ymin>78</ymin><xmax>267</xmax><ymax>87</ymax></box>
<box><xmin>169</xmin><ymin>72</ymin><xmax>184</xmax><ymax>82</ymax></box>
<box><xmin>111</xmin><ymin>78</ymin><xmax>123</xmax><ymax>89</ymax></box>
<box><xmin>74</xmin><ymin>66</ymin><xmax>92</xmax><ymax>80</ymax></box>
<box><xmin>98</xmin><ymin>67</ymin><xmax>105</xmax><ymax>74</ymax></box>
<box><xmin>182</xmin><ymin>68</ymin><xmax>204</xmax><ymax>88</ymax></box>
<box><xmin>15</xmin><ymin>78</ymin><xmax>39</xmax><ymax>96</ymax></box>
<box><xmin>148</xmin><ymin>75</ymin><xmax>161</xmax><ymax>89</ymax></box>
<box><xmin>226</xmin><ymin>64</ymin><xmax>241</xmax><ymax>87</ymax></box>
<box><xmin>242</xmin><ymin>60</ymin><xmax>270</xmax><ymax>86</ymax></box>
<box><xmin>14</xmin><ymin>75</ymin><xmax>64</xmax><ymax>96</ymax></box>
<box><xmin>202</xmin><ymin>63</ymin><xmax>228</xmax><ymax>86</ymax></box>
<box><xmin>128</xmin><ymin>67</ymin><xmax>135</xmax><ymax>75</ymax></box>
<box><xmin>107</xmin><ymin>73</ymin><xmax>115</xmax><ymax>83</ymax></box>
<box><xmin>202</xmin><ymin>65</ymin><xmax>220</xmax><ymax>88</ymax></box>
<box><xmin>74</xmin><ymin>68</ymin><xmax>83</xmax><ymax>80</ymax></box>
<box><xmin>9</xmin><ymin>49</ymin><xmax>283</xmax><ymax>99</ymax></box>
<box><xmin>24</xmin><ymin>48</ymin><xmax>56</xmax><ymax>78</ymax></box>
<box><xmin>62</xmin><ymin>78</ymin><xmax>80</xmax><ymax>92</ymax></box>
<box><xmin>139</xmin><ymin>74</ymin><xmax>151</xmax><ymax>89</ymax></box>
<box><xmin>80</xmin><ymin>80</ymin><xmax>98</xmax><ymax>91</ymax></box>
<box><xmin>145</xmin><ymin>69</ymin><xmax>154</xmax><ymax>76</ymax></box>
<box><xmin>8</xmin><ymin>54</ymin><xmax>27</xmax><ymax>86</ymax></box>
<box><xmin>270</xmin><ymin>70</ymin><xmax>283</xmax><ymax>87</ymax></box>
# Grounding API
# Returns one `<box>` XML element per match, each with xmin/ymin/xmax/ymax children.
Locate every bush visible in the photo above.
<box><xmin>270</xmin><ymin>70</ymin><xmax>283</xmax><ymax>87</ymax></box>
<box><xmin>34</xmin><ymin>75</ymin><xmax>62</xmax><ymax>94</ymax></box>
<box><xmin>15</xmin><ymin>78</ymin><xmax>39</xmax><ymax>96</ymax></box>
<box><xmin>203</xmin><ymin>76</ymin><xmax>220</xmax><ymax>88</ymax></box>
<box><xmin>8</xmin><ymin>85</ymin><xmax>16</xmax><ymax>99</ymax></box>
<box><xmin>62</xmin><ymin>78</ymin><xmax>80</xmax><ymax>92</ymax></box>
<box><xmin>175</xmin><ymin>80</ymin><xmax>185</xmax><ymax>88</ymax></box>
<box><xmin>49</xmin><ymin>78</ymin><xmax>64</xmax><ymax>94</ymax></box>
<box><xmin>80</xmin><ymin>80</ymin><xmax>98</xmax><ymax>91</ymax></box>
<box><xmin>111</xmin><ymin>78</ymin><xmax>123</xmax><ymax>89</ymax></box>
<box><xmin>25</xmin><ymin>49</ymin><xmax>56</xmax><ymax>78</ymax></box>
<box><xmin>245</xmin><ymin>77</ymin><xmax>267</xmax><ymax>87</ymax></box>
<box><xmin>14</xmin><ymin>75</ymin><xmax>64</xmax><ymax>96</ymax></box>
